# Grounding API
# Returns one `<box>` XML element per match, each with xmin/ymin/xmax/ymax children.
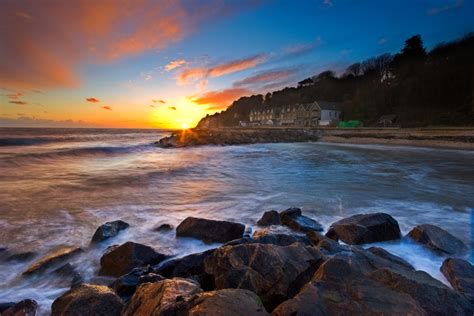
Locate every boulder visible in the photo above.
<box><xmin>91</xmin><ymin>220</ymin><xmax>130</xmax><ymax>243</ymax></box>
<box><xmin>186</xmin><ymin>289</ymin><xmax>269</xmax><ymax>315</ymax></box>
<box><xmin>204</xmin><ymin>242</ymin><xmax>324</xmax><ymax>311</ymax></box>
<box><xmin>156</xmin><ymin>249</ymin><xmax>216</xmax><ymax>291</ymax></box>
<box><xmin>0</xmin><ymin>299</ymin><xmax>38</xmax><ymax>316</ymax></box>
<box><xmin>407</xmin><ymin>224</ymin><xmax>468</xmax><ymax>255</ymax></box>
<box><xmin>257</xmin><ymin>210</ymin><xmax>280</xmax><ymax>226</ymax></box>
<box><xmin>52</xmin><ymin>284</ymin><xmax>123</xmax><ymax>316</ymax></box>
<box><xmin>122</xmin><ymin>278</ymin><xmax>202</xmax><ymax>316</ymax></box>
<box><xmin>280</xmin><ymin>208</ymin><xmax>323</xmax><ymax>233</ymax></box>
<box><xmin>306</xmin><ymin>231</ymin><xmax>348</xmax><ymax>253</ymax></box>
<box><xmin>272</xmin><ymin>258</ymin><xmax>425</xmax><ymax>316</ymax></box>
<box><xmin>327</xmin><ymin>213</ymin><xmax>401</xmax><ymax>244</ymax></box>
<box><xmin>54</xmin><ymin>263</ymin><xmax>83</xmax><ymax>288</ymax></box>
<box><xmin>176</xmin><ymin>217</ymin><xmax>245</xmax><ymax>243</ymax></box>
<box><xmin>367</xmin><ymin>247</ymin><xmax>414</xmax><ymax>270</ymax></box>
<box><xmin>23</xmin><ymin>246</ymin><xmax>82</xmax><ymax>275</ymax></box>
<box><xmin>370</xmin><ymin>267</ymin><xmax>473</xmax><ymax>315</ymax></box>
<box><xmin>4</xmin><ymin>251</ymin><xmax>37</xmax><ymax>262</ymax></box>
<box><xmin>99</xmin><ymin>242</ymin><xmax>166</xmax><ymax>277</ymax></box>
<box><xmin>111</xmin><ymin>266</ymin><xmax>165</xmax><ymax>301</ymax></box>
<box><xmin>440</xmin><ymin>258</ymin><xmax>474</xmax><ymax>304</ymax></box>
<box><xmin>252</xmin><ymin>226</ymin><xmax>310</xmax><ymax>246</ymax></box>
<box><xmin>153</xmin><ymin>223</ymin><xmax>174</xmax><ymax>232</ymax></box>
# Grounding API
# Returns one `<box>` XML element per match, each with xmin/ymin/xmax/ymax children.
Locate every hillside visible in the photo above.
<box><xmin>197</xmin><ymin>33</ymin><xmax>474</xmax><ymax>128</ymax></box>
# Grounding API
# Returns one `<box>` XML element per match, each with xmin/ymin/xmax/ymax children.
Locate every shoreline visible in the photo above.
<box><xmin>157</xmin><ymin>127</ymin><xmax>474</xmax><ymax>150</ymax></box>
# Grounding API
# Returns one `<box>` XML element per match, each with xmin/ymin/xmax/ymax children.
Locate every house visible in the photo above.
<box><xmin>249</xmin><ymin>107</ymin><xmax>281</xmax><ymax>126</ymax></box>
<box><xmin>318</xmin><ymin>101</ymin><xmax>341</xmax><ymax>126</ymax></box>
<box><xmin>378</xmin><ymin>114</ymin><xmax>398</xmax><ymax>127</ymax></box>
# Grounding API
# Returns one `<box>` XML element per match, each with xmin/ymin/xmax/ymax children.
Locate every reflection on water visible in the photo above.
<box><xmin>0</xmin><ymin>128</ymin><xmax>473</xmax><ymax>314</ymax></box>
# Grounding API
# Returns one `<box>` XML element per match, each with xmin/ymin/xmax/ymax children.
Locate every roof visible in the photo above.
<box><xmin>318</xmin><ymin>101</ymin><xmax>341</xmax><ymax>111</ymax></box>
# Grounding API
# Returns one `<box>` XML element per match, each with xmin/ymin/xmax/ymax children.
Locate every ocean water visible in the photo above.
<box><xmin>0</xmin><ymin>127</ymin><xmax>473</xmax><ymax>314</ymax></box>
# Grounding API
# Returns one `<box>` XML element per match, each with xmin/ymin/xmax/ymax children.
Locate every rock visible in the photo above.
<box><xmin>407</xmin><ymin>224</ymin><xmax>468</xmax><ymax>255</ymax></box>
<box><xmin>156</xmin><ymin>249</ymin><xmax>216</xmax><ymax>291</ymax></box>
<box><xmin>272</xmin><ymin>258</ymin><xmax>425</xmax><ymax>316</ymax></box>
<box><xmin>279</xmin><ymin>208</ymin><xmax>323</xmax><ymax>233</ymax></box>
<box><xmin>186</xmin><ymin>289</ymin><xmax>269</xmax><ymax>315</ymax></box>
<box><xmin>204</xmin><ymin>242</ymin><xmax>324</xmax><ymax>311</ymax></box>
<box><xmin>91</xmin><ymin>220</ymin><xmax>129</xmax><ymax>243</ymax></box>
<box><xmin>306</xmin><ymin>231</ymin><xmax>348</xmax><ymax>253</ymax></box>
<box><xmin>327</xmin><ymin>213</ymin><xmax>401</xmax><ymax>244</ymax></box>
<box><xmin>257</xmin><ymin>210</ymin><xmax>280</xmax><ymax>226</ymax></box>
<box><xmin>4</xmin><ymin>251</ymin><xmax>37</xmax><ymax>262</ymax></box>
<box><xmin>176</xmin><ymin>217</ymin><xmax>245</xmax><ymax>243</ymax></box>
<box><xmin>54</xmin><ymin>263</ymin><xmax>83</xmax><ymax>288</ymax></box>
<box><xmin>370</xmin><ymin>267</ymin><xmax>473</xmax><ymax>315</ymax></box>
<box><xmin>252</xmin><ymin>226</ymin><xmax>310</xmax><ymax>246</ymax></box>
<box><xmin>51</xmin><ymin>284</ymin><xmax>124</xmax><ymax>316</ymax></box>
<box><xmin>99</xmin><ymin>242</ymin><xmax>166</xmax><ymax>277</ymax></box>
<box><xmin>440</xmin><ymin>258</ymin><xmax>474</xmax><ymax>304</ymax></box>
<box><xmin>111</xmin><ymin>266</ymin><xmax>165</xmax><ymax>301</ymax></box>
<box><xmin>0</xmin><ymin>299</ymin><xmax>38</xmax><ymax>316</ymax></box>
<box><xmin>153</xmin><ymin>223</ymin><xmax>174</xmax><ymax>232</ymax></box>
<box><xmin>367</xmin><ymin>247</ymin><xmax>414</xmax><ymax>270</ymax></box>
<box><xmin>122</xmin><ymin>278</ymin><xmax>202</xmax><ymax>316</ymax></box>
<box><xmin>0</xmin><ymin>303</ymin><xmax>15</xmax><ymax>313</ymax></box>
<box><xmin>23</xmin><ymin>246</ymin><xmax>82</xmax><ymax>275</ymax></box>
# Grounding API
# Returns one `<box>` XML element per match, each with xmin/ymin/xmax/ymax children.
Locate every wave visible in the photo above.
<box><xmin>0</xmin><ymin>138</ymin><xmax>54</xmax><ymax>147</ymax></box>
<box><xmin>0</xmin><ymin>143</ymin><xmax>155</xmax><ymax>166</ymax></box>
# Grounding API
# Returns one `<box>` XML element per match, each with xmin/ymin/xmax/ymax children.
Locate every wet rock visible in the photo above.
<box><xmin>54</xmin><ymin>263</ymin><xmax>83</xmax><ymax>288</ymax></box>
<box><xmin>91</xmin><ymin>220</ymin><xmax>130</xmax><ymax>243</ymax></box>
<box><xmin>257</xmin><ymin>210</ymin><xmax>280</xmax><ymax>226</ymax></box>
<box><xmin>252</xmin><ymin>226</ymin><xmax>310</xmax><ymax>246</ymax></box>
<box><xmin>4</xmin><ymin>251</ymin><xmax>37</xmax><ymax>262</ymax></box>
<box><xmin>407</xmin><ymin>224</ymin><xmax>467</xmax><ymax>255</ymax></box>
<box><xmin>370</xmin><ymin>267</ymin><xmax>473</xmax><ymax>315</ymax></box>
<box><xmin>204</xmin><ymin>242</ymin><xmax>324</xmax><ymax>311</ymax></box>
<box><xmin>99</xmin><ymin>242</ymin><xmax>167</xmax><ymax>277</ymax></box>
<box><xmin>327</xmin><ymin>212</ymin><xmax>401</xmax><ymax>244</ymax></box>
<box><xmin>280</xmin><ymin>208</ymin><xmax>323</xmax><ymax>233</ymax></box>
<box><xmin>440</xmin><ymin>258</ymin><xmax>474</xmax><ymax>304</ymax></box>
<box><xmin>306</xmin><ymin>231</ymin><xmax>348</xmax><ymax>253</ymax></box>
<box><xmin>153</xmin><ymin>223</ymin><xmax>174</xmax><ymax>232</ymax></box>
<box><xmin>176</xmin><ymin>217</ymin><xmax>245</xmax><ymax>243</ymax></box>
<box><xmin>122</xmin><ymin>278</ymin><xmax>202</xmax><ymax>316</ymax></box>
<box><xmin>111</xmin><ymin>266</ymin><xmax>165</xmax><ymax>301</ymax></box>
<box><xmin>186</xmin><ymin>289</ymin><xmax>269</xmax><ymax>316</ymax></box>
<box><xmin>0</xmin><ymin>303</ymin><xmax>15</xmax><ymax>313</ymax></box>
<box><xmin>367</xmin><ymin>247</ymin><xmax>414</xmax><ymax>270</ymax></box>
<box><xmin>0</xmin><ymin>299</ymin><xmax>38</xmax><ymax>316</ymax></box>
<box><xmin>23</xmin><ymin>246</ymin><xmax>83</xmax><ymax>276</ymax></box>
<box><xmin>272</xmin><ymin>258</ymin><xmax>425</xmax><ymax>316</ymax></box>
<box><xmin>51</xmin><ymin>284</ymin><xmax>124</xmax><ymax>316</ymax></box>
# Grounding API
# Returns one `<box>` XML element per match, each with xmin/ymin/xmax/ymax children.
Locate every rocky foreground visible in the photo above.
<box><xmin>1</xmin><ymin>209</ymin><xmax>473</xmax><ymax>315</ymax></box>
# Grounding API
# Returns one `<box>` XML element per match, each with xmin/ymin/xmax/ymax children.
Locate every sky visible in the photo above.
<box><xmin>1</xmin><ymin>0</ymin><xmax>473</xmax><ymax>129</ymax></box>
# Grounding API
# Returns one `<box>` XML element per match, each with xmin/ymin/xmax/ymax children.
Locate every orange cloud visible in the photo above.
<box><xmin>102</xmin><ymin>106</ymin><xmax>112</xmax><ymax>110</ymax></box>
<box><xmin>168</xmin><ymin>106</ymin><xmax>177</xmax><ymax>110</ymax></box>
<box><xmin>178</xmin><ymin>54</ymin><xmax>267</xmax><ymax>85</ymax></box>
<box><xmin>233</xmin><ymin>69</ymin><xmax>296</xmax><ymax>87</ymax></box>
<box><xmin>9</xmin><ymin>100</ymin><xmax>28</xmax><ymax>105</ymax></box>
<box><xmin>165</xmin><ymin>59</ymin><xmax>186</xmax><ymax>71</ymax></box>
<box><xmin>86</xmin><ymin>97</ymin><xmax>100</xmax><ymax>103</ymax></box>
<box><xmin>193</xmin><ymin>88</ymin><xmax>251</xmax><ymax>110</ymax></box>
<box><xmin>0</xmin><ymin>1</ymin><xmax>250</xmax><ymax>90</ymax></box>
<box><xmin>152</xmin><ymin>99</ymin><xmax>166</xmax><ymax>103</ymax></box>
<box><xmin>5</xmin><ymin>92</ymin><xmax>24</xmax><ymax>100</ymax></box>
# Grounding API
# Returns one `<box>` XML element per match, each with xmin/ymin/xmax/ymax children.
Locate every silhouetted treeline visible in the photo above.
<box><xmin>199</xmin><ymin>33</ymin><xmax>474</xmax><ymax>127</ymax></box>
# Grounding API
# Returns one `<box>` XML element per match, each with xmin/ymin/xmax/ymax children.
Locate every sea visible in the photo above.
<box><xmin>0</xmin><ymin>127</ymin><xmax>473</xmax><ymax>314</ymax></box>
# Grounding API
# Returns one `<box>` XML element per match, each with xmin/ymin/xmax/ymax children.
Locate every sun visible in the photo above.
<box><xmin>181</xmin><ymin>123</ymin><xmax>190</xmax><ymax>129</ymax></box>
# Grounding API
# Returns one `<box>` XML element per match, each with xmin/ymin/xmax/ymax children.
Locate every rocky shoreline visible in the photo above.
<box><xmin>1</xmin><ymin>209</ymin><xmax>473</xmax><ymax>315</ymax></box>
<box><xmin>156</xmin><ymin>127</ymin><xmax>474</xmax><ymax>149</ymax></box>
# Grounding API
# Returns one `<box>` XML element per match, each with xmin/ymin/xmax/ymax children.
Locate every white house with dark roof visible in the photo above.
<box><xmin>318</xmin><ymin>101</ymin><xmax>341</xmax><ymax>126</ymax></box>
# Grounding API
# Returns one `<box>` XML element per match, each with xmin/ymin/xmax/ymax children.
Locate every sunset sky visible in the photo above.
<box><xmin>1</xmin><ymin>0</ymin><xmax>473</xmax><ymax>129</ymax></box>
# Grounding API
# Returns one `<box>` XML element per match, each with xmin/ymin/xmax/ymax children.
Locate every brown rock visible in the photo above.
<box><xmin>367</xmin><ymin>247</ymin><xmax>414</xmax><ymax>270</ymax></box>
<box><xmin>257</xmin><ymin>210</ymin><xmax>281</xmax><ymax>226</ymax></box>
<box><xmin>91</xmin><ymin>220</ymin><xmax>129</xmax><ymax>243</ymax></box>
<box><xmin>23</xmin><ymin>246</ymin><xmax>82</xmax><ymax>275</ymax></box>
<box><xmin>204</xmin><ymin>242</ymin><xmax>324</xmax><ymax>311</ymax></box>
<box><xmin>440</xmin><ymin>258</ymin><xmax>474</xmax><ymax>304</ymax></box>
<box><xmin>252</xmin><ymin>226</ymin><xmax>310</xmax><ymax>246</ymax></box>
<box><xmin>176</xmin><ymin>217</ymin><xmax>245</xmax><ymax>243</ymax></box>
<box><xmin>306</xmin><ymin>231</ymin><xmax>348</xmax><ymax>253</ymax></box>
<box><xmin>51</xmin><ymin>284</ymin><xmax>123</xmax><ymax>316</ymax></box>
<box><xmin>280</xmin><ymin>208</ymin><xmax>323</xmax><ymax>233</ymax></box>
<box><xmin>407</xmin><ymin>224</ymin><xmax>468</xmax><ymax>255</ymax></box>
<box><xmin>327</xmin><ymin>213</ymin><xmax>401</xmax><ymax>244</ymax></box>
<box><xmin>99</xmin><ymin>242</ymin><xmax>166</xmax><ymax>277</ymax></box>
<box><xmin>1</xmin><ymin>299</ymin><xmax>38</xmax><ymax>316</ymax></box>
<box><xmin>122</xmin><ymin>278</ymin><xmax>202</xmax><ymax>316</ymax></box>
<box><xmin>187</xmin><ymin>289</ymin><xmax>269</xmax><ymax>316</ymax></box>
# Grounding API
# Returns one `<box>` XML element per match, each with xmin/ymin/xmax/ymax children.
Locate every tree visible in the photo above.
<box><xmin>344</xmin><ymin>62</ymin><xmax>362</xmax><ymax>77</ymax></box>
